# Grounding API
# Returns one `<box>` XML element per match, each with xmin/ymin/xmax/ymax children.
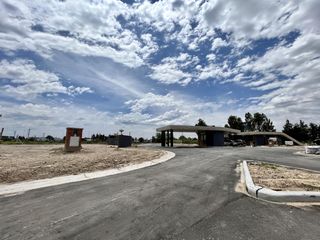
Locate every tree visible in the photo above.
<box><xmin>227</xmin><ymin>115</ymin><xmax>244</xmax><ymax>131</ymax></box>
<box><xmin>296</xmin><ymin>120</ymin><xmax>309</xmax><ymax>142</ymax></box>
<box><xmin>138</xmin><ymin>137</ymin><xmax>144</xmax><ymax>143</ymax></box>
<box><xmin>309</xmin><ymin>123</ymin><xmax>319</xmax><ymax>141</ymax></box>
<box><xmin>283</xmin><ymin>119</ymin><xmax>293</xmax><ymax>135</ymax></box>
<box><xmin>283</xmin><ymin>120</ymin><xmax>318</xmax><ymax>143</ymax></box>
<box><xmin>46</xmin><ymin>135</ymin><xmax>54</xmax><ymax>141</ymax></box>
<box><xmin>91</xmin><ymin>134</ymin><xmax>96</xmax><ymax>140</ymax></box>
<box><xmin>252</xmin><ymin>112</ymin><xmax>266</xmax><ymax>131</ymax></box>
<box><xmin>195</xmin><ymin>118</ymin><xmax>207</xmax><ymax>126</ymax></box>
<box><xmin>151</xmin><ymin>133</ymin><xmax>161</xmax><ymax>143</ymax></box>
<box><xmin>261</xmin><ymin>118</ymin><xmax>275</xmax><ymax>132</ymax></box>
<box><xmin>179</xmin><ymin>135</ymin><xmax>187</xmax><ymax>140</ymax></box>
<box><xmin>244</xmin><ymin>112</ymin><xmax>254</xmax><ymax>131</ymax></box>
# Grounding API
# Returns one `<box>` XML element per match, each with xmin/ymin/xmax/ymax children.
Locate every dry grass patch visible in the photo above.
<box><xmin>0</xmin><ymin>144</ymin><xmax>164</xmax><ymax>183</ymax></box>
<box><xmin>248</xmin><ymin>161</ymin><xmax>320</xmax><ymax>191</ymax></box>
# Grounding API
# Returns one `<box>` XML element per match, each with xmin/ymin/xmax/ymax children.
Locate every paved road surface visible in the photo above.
<box><xmin>1</xmin><ymin>146</ymin><xmax>320</xmax><ymax>240</ymax></box>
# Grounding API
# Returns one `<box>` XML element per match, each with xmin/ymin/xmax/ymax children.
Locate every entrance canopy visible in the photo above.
<box><xmin>156</xmin><ymin>125</ymin><xmax>240</xmax><ymax>134</ymax></box>
<box><xmin>156</xmin><ymin>125</ymin><xmax>240</xmax><ymax>147</ymax></box>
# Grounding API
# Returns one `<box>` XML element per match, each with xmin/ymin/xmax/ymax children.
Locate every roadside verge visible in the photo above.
<box><xmin>242</xmin><ymin>160</ymin><xmax>320</xmax><ymax>202</ymax></box>
<box><xmin>0</xmin><ymin>151</ymin><xmax>175</xmax><ymax>197</ymax></box>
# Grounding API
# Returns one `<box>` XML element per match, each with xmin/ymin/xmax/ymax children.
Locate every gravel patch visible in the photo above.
<box><xmin>0</xmin><ymin>144</ymin><xmax>164</xmax><ymax>183</ymax></box>
<box><xmin>248</xmin><ymin>161</ymin><xmax>320</xmax><ymax>191</ymax></box>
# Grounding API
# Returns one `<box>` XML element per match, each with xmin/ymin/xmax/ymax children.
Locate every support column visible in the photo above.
<box><xmin>166</xmin><ymin>130</ymin><xmax>169</xmax><ymax>147</ymax></box>
<box><xmin>161</xmin><ymin>131</ymin><xmax>165</xmax><ymax>147</ymax></box>
<box><xmin>170</xmin><ymin>129</ymin><xmax>173</xmax><ymax>147</ymax></box>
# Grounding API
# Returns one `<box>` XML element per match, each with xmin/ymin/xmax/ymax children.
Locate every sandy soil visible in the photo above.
<box><xmin>0</xmin><ymin>144</ymin><xmax>164</xmax><ymax>183</ymax></box>
<box><xmin>249</xmin><ymin>162</ymin><xmax>320</xmax><ymax>191</ymax></box>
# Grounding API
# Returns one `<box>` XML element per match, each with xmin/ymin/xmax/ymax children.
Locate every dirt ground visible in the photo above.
<box><xmin>249</xmin><ymin>161</ymin><xmax>320</xmax><ymax>191</ymax></box>
<box><xmin>0</xmin><ymin>144</ymin><xmax>164</xmax><ymax>183</ymax></box>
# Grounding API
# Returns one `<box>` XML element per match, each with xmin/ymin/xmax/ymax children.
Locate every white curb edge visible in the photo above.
<box><xmin>242</xmin><ymin>160</ymin><xmax>320</xmax><ymax>202</ymax></box>
<box><xmin>0</xmin><ymin>151</ymin><xmax>175</xmax><ymax>197</ymax></box>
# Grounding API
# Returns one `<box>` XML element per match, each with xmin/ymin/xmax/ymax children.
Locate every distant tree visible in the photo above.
<box><xmin>156</xmin><ymin>133</ymin><xmax>161</xmax><ymax>142</ymax></box>
<box><xmin>138</xmin><ymin>137</ymin><xmax>144</xmax><ymax>143</ymax></box>
<box><xmin>46</xmin><ymin>135</ymin><xmax>54</xmax><ymax>141</ymax></box>
<box><xmin>18</xmin><ymin>136</ymin><xmax>25</xmax><ymax>140</ymax></box>
<box><xmin>243</xmin><ymin>112</ymin><xmax>275</xmax><ymax>132</ymax></box>
<box><xmin>309</xmin><ymin>123</ymin><xmax>320</xmax><ymax>141</ymax></box>
<box><xmin>195</xmin><ymin>118</ymin><xmax>207</xmax><ymax>126</ymax></box>
<box><xmin>295</xmin><ymin>120</ymin><xmax>309</xmax><ymax>142</ymax></box>
<box><xmin>151</xmin><ymin>133</ymin><xmax>161</xmax><ymax>143</ymax></box>
<box><xmin>244</xmin><ymin>112</ymin><xmax>254</xmax><ymax>131</ymax></box>
<box><xmin>284</xmin><ymin>120</ymin><xmax>309</xmax><ymax>142</ymax></box>
<box><xmin>252</xmin><ymin>113</ymin><xmax>266</xmax><ymax>131</ymax></box>
<box><xmin>227</xmin><ymin>115</ymin><xmax>244</xmax><ymax>131</ymax></box>
<box><xmin>179</xmin><ymin>135</ymin><xmax>187</xmax><ymax>140</ymax></box>
<box><xmin>261</xmin><ymin>118</ymin><xmax>275</xmax><ymax>132</ymax></box>
<box><xmin>283</xmin><ymin>119</ymin><xmax>293</xmax><ymax>135</ymax></box>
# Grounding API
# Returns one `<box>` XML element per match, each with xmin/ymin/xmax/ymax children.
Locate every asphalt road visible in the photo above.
<box><xmin>1</xmin><ymin>146</ymin><xmax>320</xmax><ymax>240</ymax></box>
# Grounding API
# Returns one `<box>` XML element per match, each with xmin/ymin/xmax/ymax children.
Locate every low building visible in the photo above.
<box><xmin>236</xmin><ymin>131</ymin><xmax>303</xmax><ymax>146</ymax></box>
<box><xmin>107</xmin><ymin>135</ymin><xmax>132</xmax><ymax>147</ymax></box>
<box><xmin>156</xmin><ymin>125</ymin><xmax>303</xmax><ymax>147</ymax></box>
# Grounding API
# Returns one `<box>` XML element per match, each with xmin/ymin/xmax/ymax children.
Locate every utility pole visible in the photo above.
<box><xmin>0</xmin><ymin>114</ymin><xmax>3</xmax><ymax>141</ymax></box>
<box><xmin>27</xmin><ymin>128</ymin><xmax>31</xmax><ymax>139</ymax></box>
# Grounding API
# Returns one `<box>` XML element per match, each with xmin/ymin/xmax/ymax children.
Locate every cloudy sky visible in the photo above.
<box><xmin>0</xmin><ymin>0</ymin><xmax>319</xmax><ymax>138</ymax></box>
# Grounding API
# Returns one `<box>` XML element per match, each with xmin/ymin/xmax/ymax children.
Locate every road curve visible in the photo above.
<box><xmin>1</xmin><ymin>146</ymin><xmax>320</xmax><ymax>240</ymax></box>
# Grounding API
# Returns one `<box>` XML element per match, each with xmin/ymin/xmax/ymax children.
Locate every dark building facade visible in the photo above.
<box><xmin>107</xmin><ymin>135</ymin><xmax>132</xmax><ymax>147</ymax></box>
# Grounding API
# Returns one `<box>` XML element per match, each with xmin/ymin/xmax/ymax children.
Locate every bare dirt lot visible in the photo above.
<box><xmin>249</xmin><ymin>161</ymin><xmax>320</xmax><ymax>191</ymax></box>
<box><xmin>0</xmin><ymin>144</ymin><xmax>164</xmax><ymax>183</ymax></box>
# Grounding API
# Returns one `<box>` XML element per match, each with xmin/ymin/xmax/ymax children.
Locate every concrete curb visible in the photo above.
<box><xmin>242</xmin><ymin>160</ymin><xmax>320</xmax><ymax>202</ymax></box>
<box><xmin>0</xmin><ymin>151</ymin><xmax>175</xmax><ymax>197</ymax></box>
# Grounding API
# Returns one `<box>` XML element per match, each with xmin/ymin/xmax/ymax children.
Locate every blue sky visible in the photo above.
<box><xmin>0</xmin><ymin>0</ymin><xmax>320</xmax><ymax>138</ymax></box>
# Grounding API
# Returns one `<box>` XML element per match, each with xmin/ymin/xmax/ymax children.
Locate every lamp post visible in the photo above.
<box><xmin>0</xmin><ymin>114</ymin><xmax>3</xmax><ymax>141</ymax></box>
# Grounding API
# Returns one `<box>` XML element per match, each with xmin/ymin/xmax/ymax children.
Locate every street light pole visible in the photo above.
<box><xmin>0</xmin><ymin>114</ymin><xmax>3</xmax><ymax>141</ymax></box>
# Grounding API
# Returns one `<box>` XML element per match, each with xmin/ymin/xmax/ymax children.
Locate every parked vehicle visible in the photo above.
<box><xmin>232</xmin><ymin>139</ymin><xmax>246</xmax><ymax>146</ymax></box>
<box><xmin>224</xmin><ymin>139</ymin><xmax>246</xmax><ymax>146</ymax></box>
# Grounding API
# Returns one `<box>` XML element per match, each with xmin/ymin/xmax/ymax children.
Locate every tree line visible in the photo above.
<box><xmin>224</xmin><ymin>112</ymin><xmax>275</xmax><ymax>132</ymax></box>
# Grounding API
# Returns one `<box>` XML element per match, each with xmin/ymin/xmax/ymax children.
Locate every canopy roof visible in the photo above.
<box><xmin>156</xmin><ymin>125</ymin><xmax>240</xmax><ymax>134</ymax></box>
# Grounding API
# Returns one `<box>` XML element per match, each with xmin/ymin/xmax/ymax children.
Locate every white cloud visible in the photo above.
<box><xmin>198</xmin><ymin>62</ymin><xmax>235</xmax><ymax>81</ymax></box>
<box><xmin>211</xmin><ymin>37</ymin><xmax>228</xmax><ymax>50</ymax></box>
<box><xmin>118</xmin><ymin>92</ymin><xmax>240</xmax><ymax>127</ymax></box>
<box><xmin>0</xmin><ymin>59</ymin><xmax>92</xmax><ymax>99</ymax></box>
<box><xmin>149</xmin><ymin>53</ymin><xmax>199</xmax><ymax>85</ymax></box>
<box><xmin>1</xmin><ymin>0</ymin><xmax>320</xmax><ymax>137</ymax></box>
<box><xmin>206</xmin><ymin>53</ymin><xmax>216</xmax><ymax>61</ymax></box>
<box><xmin>229</xmin><ymin>32</ymin><xmax>320</xmax><ymax>126</ymax></box>
<box><xmin>0</xmin><ymin>0</ymin><xmax>157</xmax><ymax>68</ymax></box>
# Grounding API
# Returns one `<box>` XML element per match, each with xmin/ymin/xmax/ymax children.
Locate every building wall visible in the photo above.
<box><xmin>212</xmin><ymin>131</ymin><xmax>224</xmax><ymax>146</ymax></box>
<box><xmin>202</xmin><ymin>131</ymin><xmax>224</xmax><ymax>146</ymax></box>
<box><xmin>254</xmin><ymin>135</ymin><xmax>268</xmax><ymax>146</ymax></box>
